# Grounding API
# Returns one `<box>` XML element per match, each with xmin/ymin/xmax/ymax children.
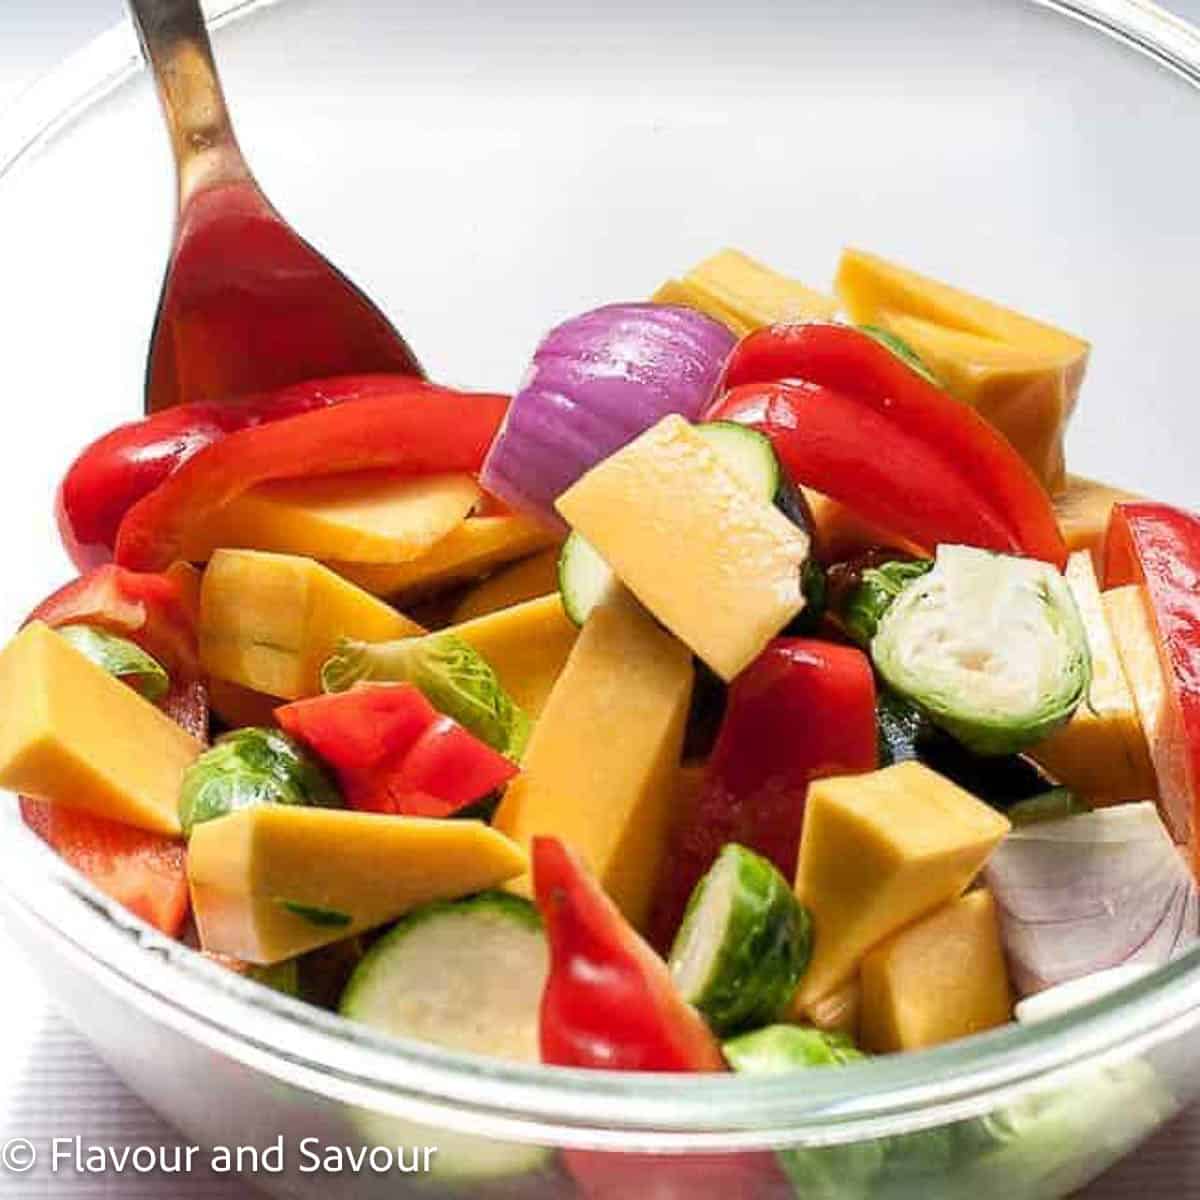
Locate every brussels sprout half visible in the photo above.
<box><xmin>872</xmin><ymin>545</ymin><xmax>1090</xmax><ymax>756</ymax></box>
<box><xmin>321</xmin><ymin>633</ymin><xmax>529</xmax><ymax>760</ymax></box>
<box><xmin>179</xmin><ymin>727</ymin><xmax>339</xmax><ymax>836</ymax></box>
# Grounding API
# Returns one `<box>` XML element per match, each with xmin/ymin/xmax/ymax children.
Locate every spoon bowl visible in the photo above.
<box><xmin>128</xmin><ymin>0</ymin><xmax>422</xmax><ymax>413</ymax></box>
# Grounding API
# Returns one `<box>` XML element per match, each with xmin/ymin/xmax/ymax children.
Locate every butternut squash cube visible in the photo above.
<box><xmin>860</xmin><ymin>889</ymin><xmax>1013</xmax><ymax>1053</ymax></box>
<box><xmin>1029</xmin><ymin>553</ymin><xmax>1155</xmax><ymax>803</ymax></box>
<box><xmin>441</xmin><ymin>594</ymin><xmax>578</xmax><ymax>719</ymax></box>
<box><xmin>1054</xmin><ymin>474</ymin><xmax>1142</xmax><ymax>573</ymax></box>
<box><xmin>654</xmin><ymin>248</ymin><xmax>837</xmax><ymax>336</ymax></box>
<box><xmin>794</xmin><ymin>762</ymin><xmax>1011</xmax><ymax>1006</ymax></box>
<box><xmin>495</xmin><ymin>590</ymin><xmax>694</xmax><ymax>927</ymax></box>
<box><xmin>835</xmin><ymin>248</ymin><xmax>1089</xmax><ymax>493</ymax></box>
<box><xmin>200</xmin><ymin>550</ymin><xmax>422</xmax><ymax>700</ymax></box>
<box><xmin>329</xmin><ymin>515</ymin><xmax>555</xmax><ymax>600</ymax></box>
<box><xmin>653</xmin><ymin>277</ymin><xmax>755</xmax><ymax>338</ymax></box>
<box><xmin>557</xmin><ymin>415</ymin><xmax>809</xmax><ymax>681</ymax></box>
<box><xmin>189</xmin><ymin>806</ymin><xmax>527</xmax><ymax>963</ymax></box>
<box><xmin>182</xmin><ymin>470</ymin><xmax>480</xmax><ymax>564</ymax></box>
<box><xmin>0</xmin><ymin>622</ymin><xmax>202</xmax><ymax>834</ymax></box>
<box><xmin>1104</xmin><ymin>585</ymin><xmax>1184</xmax><ymax>835</ymax></box>
<box><xmin>452</xmin><ymin>548</ymin><xmax>562</xmax><ymax>623</ymax></box>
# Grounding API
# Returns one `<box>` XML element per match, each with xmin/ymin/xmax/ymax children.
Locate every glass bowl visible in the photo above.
<box><xmin>1</xmin><ymin>1</ymin><xmax>1199</xmax><ymax>1195</ymax></box>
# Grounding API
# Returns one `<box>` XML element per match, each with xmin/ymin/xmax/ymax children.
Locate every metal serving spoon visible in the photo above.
<box><xmin>127</xmin><ymin>0</ymin><xmax>423</xmax><ymax>414</ymax></box>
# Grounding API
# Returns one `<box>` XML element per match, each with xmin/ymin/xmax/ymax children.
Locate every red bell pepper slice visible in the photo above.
<box><xmin>649</xmin><ymin>639</ymin><xmax>877</xmax><ymax>952</ymax></box>
<box><xmin>277</xmin><ymin>684</ymin><xmax>517</xmax><ymax>817</ymax></box>
<box><xmin>20</xmin><ymin>798</ymin><xmax>189</xmax><ymax>937</ymax></box>
<box><xmin>710</xmin><ymin>323</ymin><xmax>1066</xmax><ymax>567</ymax></box>
<box><xmin>1104</xmin><ymin>502</ymin><xmax>1200</xmax><ymax>865</ymax></box>
<box><xmin>56</xmin><ymin>374</ymin><xmax>413</xmax><ymax>570</ymax></box>
<box><xmin>378</xmin><ymin>716</ymin><xmax>518</xmax><ymax>808</ymax></box>
<box><xmin>533</xmin><ymin>836</ymin><xmax>724</xmax><ymax>1071</ymax></box>
<box><xmin>113</xmin><ymin>382</ymin><xmax>510</xmax><ymax>572</ymax></box>
<box><xmin>276</xmin><ymin>683</ymin><xmax>439</xmax><ymax>771</ymax></box>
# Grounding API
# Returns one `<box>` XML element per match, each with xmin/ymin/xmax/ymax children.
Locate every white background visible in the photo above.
<box><xmin>1</xmin><ymin>2</ymin><xmax>1200</xmax><ymax>1197</ymax></box>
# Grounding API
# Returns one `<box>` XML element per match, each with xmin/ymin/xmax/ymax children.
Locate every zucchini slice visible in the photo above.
<box><xmin>668</xmin><ymin>843</ymin><xmax>812</xmax><ymax>1035</ymax></box>
<box><xmin>340</xmin><ymin>891</ymin><xmax>546</xmax><ymax>1062</ymax></box>
<box><xmin>342</xmin><ymin>892</ymin><xmax>552</xmax><ymax>1184</ymax></box>
<box><xmin>695</xmin><ymin>421</ymin><xmax>782</xmax><ymax>500</ymax></box>
<box><xmin>557</xmin><ymin>531</ymin><xmax>617</xmax><ymax>627</ymax></box>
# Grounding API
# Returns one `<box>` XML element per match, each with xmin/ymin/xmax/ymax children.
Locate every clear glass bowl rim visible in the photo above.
<box><xmin>2</xmin><ymin>0</ymin><xmax>1200</xmax><ymax>1153</ymax></box>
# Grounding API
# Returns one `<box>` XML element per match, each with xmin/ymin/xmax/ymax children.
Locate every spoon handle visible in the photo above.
<box><xmin>125</xmin><ymin>0</ymin><xmax>251</xmax><ymax>202</ymax></box>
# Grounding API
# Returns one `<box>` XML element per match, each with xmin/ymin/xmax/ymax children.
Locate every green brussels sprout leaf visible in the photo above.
<box><xmin>57</xmin><ymin>623</ymin><xmax>170</xmax><ymax>703</ymax></box>
<box><xmin>321</xmin><ymin>633</ymin><xmax>530</xmax><ymax>760</ymax></box>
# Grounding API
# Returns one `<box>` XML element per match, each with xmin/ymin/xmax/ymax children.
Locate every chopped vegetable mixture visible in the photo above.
<box><xmin>2</xmin><ymin>246</ymin><xmax>1196</xmax><ymax>1184</ymax></box>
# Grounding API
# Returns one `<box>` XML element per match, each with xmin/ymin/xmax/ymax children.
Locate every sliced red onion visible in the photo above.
<box><xmin>984</xmin><ymin>802</ymin><xmax>1200</xmax><ymax>997</ymax></box>
<box><xmin>482</xmin><ymin>304</ymin><xmax>736</xmax><ymax>527</ymax></box>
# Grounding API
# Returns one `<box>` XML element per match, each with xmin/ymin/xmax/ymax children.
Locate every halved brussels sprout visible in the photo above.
<box><xmin>179</xmin><ymin>727</ymin><xmax>339</xmax><ymax>836</ymax></box>
<box><xmin>872</xmin><ymin>545</ymin><xmax>1090</xmax><ymax>756</ymax></box>
<box><xmin>321</xmin><ymin>633</ymin><xmax>530</xmax><ymax>760</ymax></box>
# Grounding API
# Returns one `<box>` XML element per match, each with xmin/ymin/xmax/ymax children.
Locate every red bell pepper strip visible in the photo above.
<box><xmin>649</xmin><ymin>639</ymin><xmax>877</xmax><ymax>952</ymax></box>
<box><xmin>378</xmin><ymin>717</ymin><xmax>518</xmax><ymax>808</ymax></box>
<box><xmin>1104</xmin><ymin>502</ymin><xmax>1200</xmax><ymax>865</ymax></box>
<box><xmin>113</xmin><ymin>383</ymin><xmax>509</xmax><ymax>572</ymax></box>
<box><xmin>277</xmin><ymin>684</ymin><xmax>517</xmax><ymax>817</ymax></box>
<box><xmin>533</xmin><ymin>836</ymin><xmax>724</xmax><ymax>1071</ymax></box>
<box><xmin>56</xmin><ymin>374</ymin><xmax>415</xmax><ymax>570</ymax></box>
<box><xmin>276</xmin><ymin>683</ymin><xmax>439</xmax><ymax>770</ymax></box>
<box><xmin>20</xmin><ymin>798</ymin><xmax>189</xmax><ymax>937</ymax></box>
<box><xmin>710</xmin><ymin>324</ymin><xmax>1066</xmax><ymax>567</ymax></box>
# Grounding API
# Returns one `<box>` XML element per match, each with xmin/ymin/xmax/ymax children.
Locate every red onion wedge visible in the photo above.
<box><xmin>984</xmin><ymin>802</ymin><xmax>1200</xmax><ymax>997</ymax></box>
<box><xmin>481</xmin><ymin>303</ymin><xmax>736</xmax><ymax>528</ymax></box>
